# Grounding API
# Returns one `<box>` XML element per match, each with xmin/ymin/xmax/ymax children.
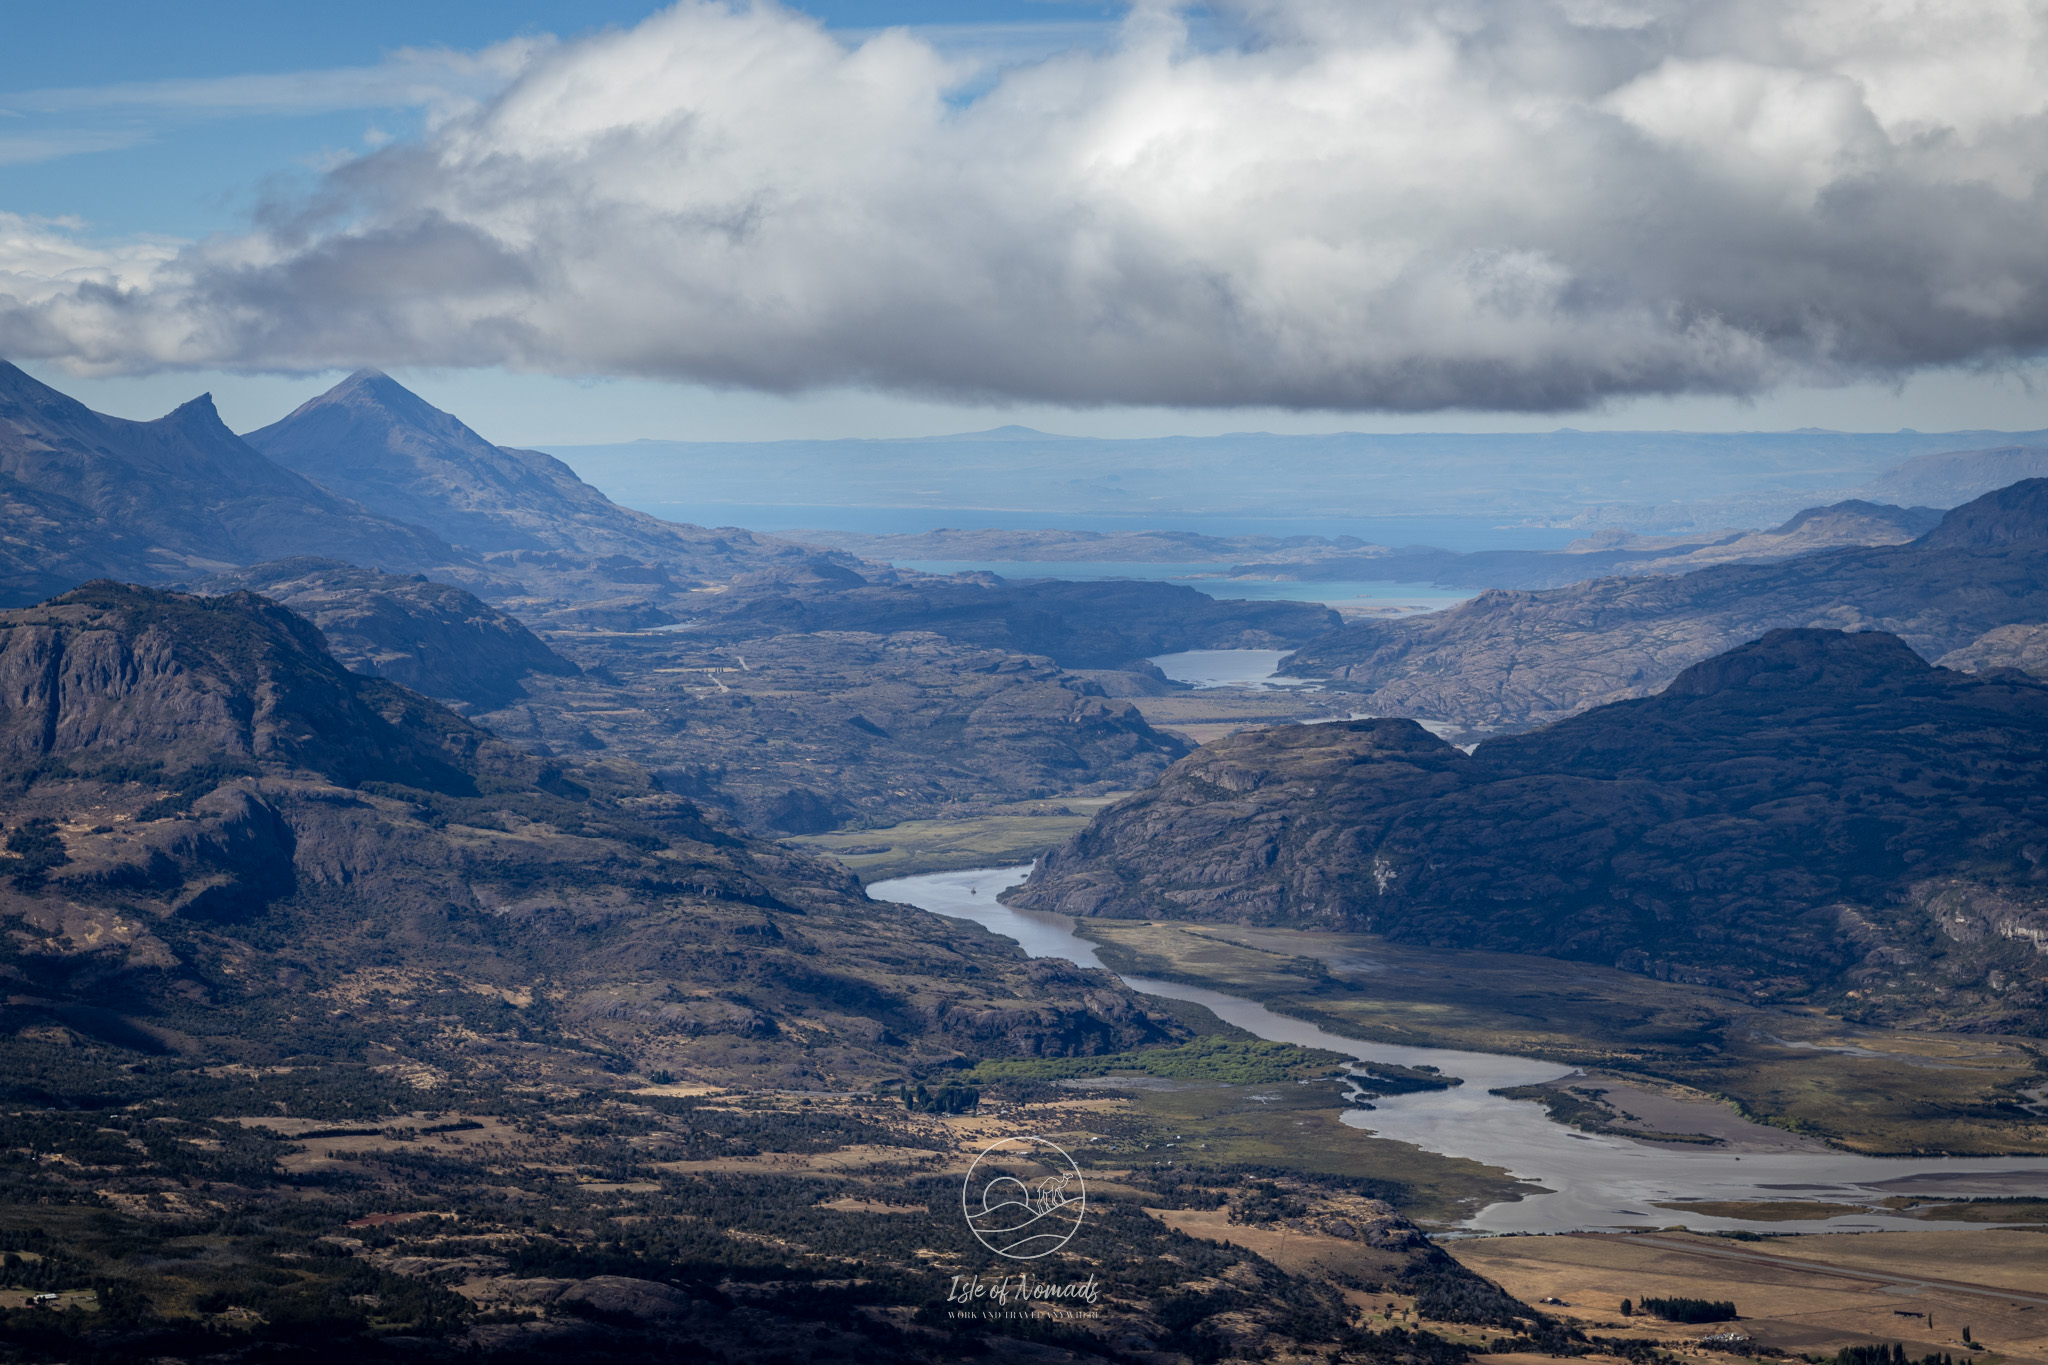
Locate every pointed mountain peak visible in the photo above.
<box><xmin>164</xmin><ymin>392</ymin><xmax>224</xmax><ymax>425</ymax></box>
<box><xmin>333</xmin><ymin>368</ymin><xmax>416</xmax><ymax>404</ymax></box>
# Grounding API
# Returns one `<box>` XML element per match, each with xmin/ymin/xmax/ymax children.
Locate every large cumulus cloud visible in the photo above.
<box><xmin>5</xmin><ymin>0</ymin><xmax>2048</xmax><ymax>410</ymax></box>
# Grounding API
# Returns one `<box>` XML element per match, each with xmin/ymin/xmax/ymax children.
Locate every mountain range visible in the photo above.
<box><xmin>245</xmin><ymin>369</ymin><xmax>870</xmax><ymax>614</ymax></box>
<box><xmin>1014</xmin><ymin>628</ymin><xmax>2048</xmax><ymax>1033</ymax></box>
<box><xmin>0</xmin><ymin>363</ymin><xmax>452</xmax><ymax>605</ymax></box>
<box><xmin>1284</xmin><ymin>479</ymin><xmax>2048</xmax><ymax>732</ymax></box>
<box><xmin>792</xmin><ymin>499</ymin><xmax>1946</xmax><ymax>593</ymax></box>
<box><xmin>0</xmin><ymin>581</ymin><xmax>1175</xmax><ymax>1090</ymax></box>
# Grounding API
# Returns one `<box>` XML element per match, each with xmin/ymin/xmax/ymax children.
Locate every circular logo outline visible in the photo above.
<box><xmin>961</xmin><ymin>1135</ymin><xmax>1087</xmax><ymax>1259</ymax></box>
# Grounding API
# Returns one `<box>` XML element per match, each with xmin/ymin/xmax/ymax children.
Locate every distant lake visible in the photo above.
<box><xmin>891</xmin><ymin>560</ymin><xmax>1475</xmax><ymax>614</ymax></box>
<box><xmin>1147</xmin><ymin>649</ymin><xmax>1308</xmax><ymax>689</ymax></box>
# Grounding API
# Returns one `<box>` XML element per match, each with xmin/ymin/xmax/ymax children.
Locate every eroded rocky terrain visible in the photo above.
<box><xmin>0</xmin><ymin>583</ymin><xmax>1182</xmax><ymax>1089</ymax></box>
<box><xmin>1016</xmin><ymin>629</ymin><xmax>2048</xmax><ymax>1032</ymax></box>
<box><xmin>480</xmin><ymin>628</ymin><xmax>1192</xmax><ymax>832</ymax></box>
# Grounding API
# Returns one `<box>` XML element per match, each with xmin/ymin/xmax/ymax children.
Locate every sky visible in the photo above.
<box><xmin>5</xmin><ymin>0</ymin><xmax>2048</xmax><ymax>445</ymax></box>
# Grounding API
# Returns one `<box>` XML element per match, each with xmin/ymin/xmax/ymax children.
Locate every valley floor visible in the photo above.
<box><xmin>1074</xmin><ymin>918</ymin><xmax>2048</xmax><ymax>1158</ymax></box>
<box><xmin>1454</xmin><ymin>1228</ymin><xmax>2048</xmax><ymax>1364</ymax></box>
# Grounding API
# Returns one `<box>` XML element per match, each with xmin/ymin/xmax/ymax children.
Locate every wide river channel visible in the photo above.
<box><xmin>872</xmin><ymin>866</ymin><xmax>2048</xmax><ymax>1236</ymax></box>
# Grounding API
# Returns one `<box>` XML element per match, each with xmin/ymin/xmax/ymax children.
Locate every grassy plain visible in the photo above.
<box><xmin>1448</xmin><ymin>1229</ymin><xmax>2048</xmax><ymax>1363</ymax></box>
<box><xmin>1128</xmin><ymin>687</ymin><xmax>1344</xmax><ymax>746</ymax></box>
<box><xmin>1079</xmin><ymin>1075</ymin><xmax>1540</xmax><ymax>1225</ymax></box>
<box><xmin>1073</xmin><ymin>919</ymin><xmax>2048</xmax><ymax>1155</ymax></box>
<box><xmin>781</xmin><ymin>793</ymin><xmax>1128</xmax><ymax>881</ymax></box>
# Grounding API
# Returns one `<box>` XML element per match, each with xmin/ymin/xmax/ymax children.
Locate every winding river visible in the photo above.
<box><xmin>873</xmin><ymin>865</ymin><xmax>2048</xmax><ymax>1235</ymax></box>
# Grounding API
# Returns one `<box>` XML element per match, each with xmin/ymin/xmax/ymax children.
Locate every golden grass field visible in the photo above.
<box><xmin>1451</xmin><ymin>1229</ymin><xmax>2048</xmax><ymax>1364</ymax></box>
<box><xmin>1128</xmin><ymin>687</ymin><xmax>1345</xmax><ymax>746</ymax></box>
<box><xmin>781</xmin><ymin>793</ymin><xmax>1128</xmax><ymax>881</ymax></box>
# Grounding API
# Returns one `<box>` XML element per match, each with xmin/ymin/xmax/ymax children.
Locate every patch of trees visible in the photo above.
<box><xmin>966</xmin><ymin>1035</ymin><xmax>1350</xmax><ymax>1086</ymax></box>
<box><xmin>1833</xmin><ymin>1346</ymin><xmax>1956</xmax><ymax>1365</ymax></box>
<box><xmin>1640</xmin><ymin>1296</ymin><xmax>1738</xmax><ymax>1323</ymax></box>
<box><xmin>1404</xmin><ymin>1251</ymin><xmax>1536</xmax><ymax>1329</ymax></box>
<box><xmin>898</xmin><ymin>1082</ymin><xmax>979</xmax><ymax>1114</ymax></box>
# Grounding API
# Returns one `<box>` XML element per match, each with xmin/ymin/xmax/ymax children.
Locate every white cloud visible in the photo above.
<box><xmin>4</xmin><ymin>0</ymin><xmax>2048</xmax><ymax>410</ymax></box>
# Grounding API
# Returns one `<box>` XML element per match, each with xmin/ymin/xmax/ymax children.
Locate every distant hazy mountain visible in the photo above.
<box><xmin>789</xmin><ymin>526</ymin><xmax>1376</xmax><ymax>564</ymax></box>
<box><xmin>1239</xmin><ymin>499</ymin><xmax>1946</xmax><ymax>591</ymax></box>
<box><xmin>1015</xmin><ymin>629</ymin><xmax>2048</xmax><ymax>1032</ymax></box>
<box><xmin>1284</xmin><ymin>479</ymin><xmax>2048</xmax><ymax>731</ymax></box>
<box><xmin>194</xmin><ymin>558</ymin><xmax>578</xmax><ymax>710</ymax></box>
<box><xmin>0</xmin><ymin>361</ymin><xmax>453</xmax><ymax>605</ymax></box>
<box><xmin>243</xmin><ymin>370</ymin><xmax>864</xmax><ymax>589</ymax></box>
<box><xmin>1860</xmin><ymin>443</ymin><xmax>2048</xmax><ymax>508</ymax></box>
<box><xmin>552</xmin><ymin>425</ymin><xmax>2048</xmax><ymax>530</ymax></box>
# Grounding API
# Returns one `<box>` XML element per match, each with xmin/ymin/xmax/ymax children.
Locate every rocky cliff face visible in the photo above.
<box><xmin>194</xmin><ymin>557</ymin><xmax>578</xmax><ymax>709</ymax></box>
<box><xmin>1014</xmin><ymin>629</ymin><xmax>2048</xmax><ymax>1031</ymax></box>
<box><xmin>0</xmin><ymin>584</ymin><xmax>1181</xmax><ymax>1088</ymax></box>
<box><xmin>1284</xmin><ymin>478</ymin><xmax>2048</xmax><ymax>732</ymax></box>
<box><xmin>0</xmin><ymin>362</ymin><xmax>455</xmax><ymax>603</ymax></box>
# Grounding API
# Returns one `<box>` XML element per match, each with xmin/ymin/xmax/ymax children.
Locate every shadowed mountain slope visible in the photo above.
<box><xmin>194</xmin><ymin>557</ymin><xmax>579</xmax><ymax>710</ymax></box>
<box><xmin>1284</xmin><ymin>479</ymin><xmax>2048</xmax><ymax>731</ymax></box>
<box><xmin>1015</xmin><ymin>629</ymin><xmax>2048</xmax><ymax>1032</ymax></box>
<box><xmin>0</xmin><ymin>362</ymin><xmax>454</xmax><ymax>605</ymax></box>
<box><xmin>0</xmin><ymin>582</ymin><xmax>1180</xmax><ymax>1092</ymax></box>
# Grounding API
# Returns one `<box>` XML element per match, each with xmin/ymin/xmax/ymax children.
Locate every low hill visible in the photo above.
<box><xmin>0</xmin><ymin>582</ymin><xmax>1178</xmax><ymax>1095</ymax></box>
<box><xmin>1013</xmin><ymin>629</ymin><xmax>2048</xmax><ymax>1032</ymax></box>
<box><xmin>193</xmin><ymin>558</ymin><xmax>579</xmax><ymax>710</ymax></box>
<box><xmin>0</xmin><ymin>362</ymin><xmax>454</xmax><ymax>605</ymax></box>
<box><xmin>1283</xmin><ymin>479</ymin><xmax>2048</xmax><ymax>731</ymax></box>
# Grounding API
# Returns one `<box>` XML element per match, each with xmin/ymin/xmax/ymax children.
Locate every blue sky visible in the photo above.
<box><xmin>0</xmin><ymin>2</ymin><xmax>1125</xmax><ymax>238</ymax></box>
<box><xmin>6</xmin><ymin>1</ymin><xmax>2048</xmax><ymax>445</ymax></box>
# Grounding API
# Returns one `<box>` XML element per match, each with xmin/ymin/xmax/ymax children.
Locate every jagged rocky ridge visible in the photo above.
<box><xmin>1284</xmin><ymin>478</ymin><xmax>2048</xmax><ymax>731</ymax></box>
<box><xmin>242</xmin><ymin>369</ymin><xmax>1340</xmax><ymax>659</ymax></box>
<box><xmin>0</xmin><ymin>362</ymin><xmax>456</xmax><ymax>605</ymax></box>
<box><xmin>0</xmin><ymin>583</ymin><xmax>1182</xmax><ymax>1089</ymax></box>
<box><xmin>243</xmin><ymin>369</ymin><xmax>869</xmax><ymax>610</ymax></box>
<box><xmin>1014</xmin><ymin>629</ymin><xmax>2048</xmax><ymax>1031</ymax></box>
